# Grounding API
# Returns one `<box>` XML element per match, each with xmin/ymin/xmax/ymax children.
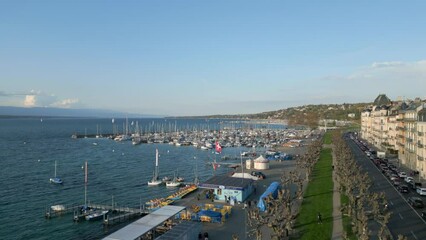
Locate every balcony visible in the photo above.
<box><xmin>419</xmin><ymin>132</ymin><xmax>424</xmax><ymax>136</ymax></box>
<box><xmin>418</xmin><ymin>156</ymin><xmax>424</xmax><ymax>161</ymax></box>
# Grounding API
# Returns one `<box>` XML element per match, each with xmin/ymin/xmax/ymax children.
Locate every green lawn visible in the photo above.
<box><xmin>323</xmin><ymin>131</ymin><xmax>333</xmax><ymax>144</ymax></box>
<box><xmin>294</xmin><ymin>148</ymin><xmax>333</xmax><ymax>239</ymax></box>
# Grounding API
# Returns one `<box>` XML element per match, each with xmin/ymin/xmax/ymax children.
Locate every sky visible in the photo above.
<box><xmin>1</xmin><ymin>0</ymin><xmax>426</xmax><ymax>116</ymax></box>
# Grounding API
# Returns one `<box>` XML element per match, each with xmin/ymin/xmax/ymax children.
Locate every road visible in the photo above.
<box><xmin>345</xmin><ymin>134</ymin><xmax>426</xmax><ymax>240</ymax></box>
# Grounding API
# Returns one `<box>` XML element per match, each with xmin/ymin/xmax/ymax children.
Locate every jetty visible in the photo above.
<box><xmin>45</xmin><ymin>202</ymin><xmax>148</xmax><ymax>225</ymax></box>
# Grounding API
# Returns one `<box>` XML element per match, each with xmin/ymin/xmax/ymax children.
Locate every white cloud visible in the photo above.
<box><xmin>19</xmin><ymin>90</ymin><xmax>80</xmax><ymax>108</ymax></box>
<box><xmin>24</xmin><ymin>95</ymin><xmax>36</xmax><ymax>107</ymax></box>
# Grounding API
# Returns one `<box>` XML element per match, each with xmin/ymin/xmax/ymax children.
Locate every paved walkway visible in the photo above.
<box><xmin>330</xmin><ymin>144</ymin><xmax>344</xmax><ymax>240</ymax></box>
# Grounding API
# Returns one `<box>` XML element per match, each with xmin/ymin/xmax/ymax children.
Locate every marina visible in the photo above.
<box><xmin>0</xmin><ymin>117</ymin><xmax>314</xmax><ymax>240</ymax></box>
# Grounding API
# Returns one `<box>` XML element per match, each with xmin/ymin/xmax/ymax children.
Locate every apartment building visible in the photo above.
<box><xmin>361</xmin><ymin>95</ymin><xmax>426</xmax><ymax>178</ymax></box>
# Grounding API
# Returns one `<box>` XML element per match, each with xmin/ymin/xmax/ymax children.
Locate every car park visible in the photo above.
<box><xmin>408</xmin><ymin>197</ymin><xmax>424</xmax><ymax>208</ymax></box>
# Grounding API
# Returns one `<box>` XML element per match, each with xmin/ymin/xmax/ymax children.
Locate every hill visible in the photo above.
<box><xmin>190</xmin><ymin>102</ymin><xmax>370</xmax><ymax>128</ymax></box>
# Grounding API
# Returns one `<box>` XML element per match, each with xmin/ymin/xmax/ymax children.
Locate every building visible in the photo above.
<box><xmin>198</xmin><ymin>175</ymin><xmax>254</xmax><ymax>203</ymax></box>
<box><xmin>361</xmin><ymin>95</ymin><xmax>426</xmax><ymax>178</ymax></box>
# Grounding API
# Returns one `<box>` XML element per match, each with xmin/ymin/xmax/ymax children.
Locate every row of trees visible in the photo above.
<box><xmin>332</xmin><ymin>131</ymin><xmax>395</xmax><ymax>240</ymax></box>
<box><xmin>245</xmin><ymin>139</ymin><xmax>323</xmax><ymax>239</ymax></box>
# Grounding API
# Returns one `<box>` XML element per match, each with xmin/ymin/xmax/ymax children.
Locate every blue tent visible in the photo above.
<box><xmin>257</xmin><ymin>182</ymin><xmax>280</xmax><ymax>212</ymax></box>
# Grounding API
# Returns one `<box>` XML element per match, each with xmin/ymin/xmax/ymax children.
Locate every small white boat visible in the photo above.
<box><xmin>51</xmin><ymin>205</ymin><xmax>65</xmax><ymax>211</ymax></box>
<box><xmin>166</xmin><ymin>180</ymin><xmax>181</xmax><ymax>187</ymax></box>
<box><xmin>85</xmin><ymin>210</ymin><xmax>109</xmax><ymax>221</ymax></box>
<box><xmin>166</xmin><ymin>172</ymin><xmax>181</xmax><ymax>187</ymax></box>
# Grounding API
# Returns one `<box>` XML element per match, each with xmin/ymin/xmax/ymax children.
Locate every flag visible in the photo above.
<box><xmin>215</xmin><ymin>141</ymin><xmax>222</xmax><ymax>153</ymax></box>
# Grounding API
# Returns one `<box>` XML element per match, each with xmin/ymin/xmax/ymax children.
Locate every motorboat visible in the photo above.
<box><xmin>51</xmin><ymin>205</ymin><xmax>65</xmax><ymax>211</ymax></box>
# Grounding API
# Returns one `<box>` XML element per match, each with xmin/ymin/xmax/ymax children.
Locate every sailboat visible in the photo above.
<box><xmin>148</xmin><ymin>149</ymin><xmax>163</xmax><ymax>186</ymax></box>
<box><xmin>49</xmin><ymin>161</ymin><xmax>63</xmax><ymax>184</ymax></box>
<box><xmin>166</xmin><ymin>171</ymin><xmax>181</xmax><ymax>187</ymax></box>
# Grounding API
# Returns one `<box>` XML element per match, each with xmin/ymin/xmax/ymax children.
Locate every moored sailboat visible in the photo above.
<box><xmin>148</xmin><ymin>149</ymin><xmax>163</xmax><ymax>186</ymax></box>
<box><xmin>49</xmin><ymin>161</ymin><xmax>63</xmax><ymax>184</ymax></box>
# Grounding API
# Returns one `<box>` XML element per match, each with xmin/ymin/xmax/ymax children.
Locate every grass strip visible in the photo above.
<box><xmin>323</xmin><ymin>131</ymin><xmax>332</xmax><ymax>144</ymax></box>
<box><xmin>295</xmin><ymin>148</ymin><xmax>333</xmax><ymax>240</ymax></box>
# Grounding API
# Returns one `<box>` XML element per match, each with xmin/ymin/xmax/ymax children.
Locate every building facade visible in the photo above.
<box><xmin>360</xmin><ymin>95</ymin><xmax>426</xmax><ymax>178</ymax></box>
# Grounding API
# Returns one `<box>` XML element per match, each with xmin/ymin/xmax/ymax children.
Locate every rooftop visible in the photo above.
<box><xmin>199</xmin><ymin>175</ymin><xmax>253</xmax><ymax>190</ymax></box>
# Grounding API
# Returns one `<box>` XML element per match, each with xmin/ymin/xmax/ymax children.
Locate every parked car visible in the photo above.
<box><xmin>397</xmin><ymin>185</ymin><xmax>409</xmax><ymax>193</ymax></box>
<box><xmin>408</xmin><ymin>197</ymin><xmax>424</xmax><ymax>208</ymax></box>
<box><xmin>392</xmin><ymin>179</ymin><xmax>401</xmax><ymax>186</ymax></box>
<box><xmin>405</xmin><ymin>177</ymin><xmax>414</xmax><ymax>183</ymax></box>
<box><xmin>390</xmin><ymin>175</ymin><xmax>399</xmax><ymax>181</ymax></box>
<box><xmin>410</xmin><ymin>181</ymin><xmax>422</xmax><ymax>190</ymax></box>
<box><xmin>251</xmin><ymin>171</ymin><xmax>266</xmax><ymax>179</ymax></box>
<box><xmin>398</xmin><ymin>172</ymin><xmax>407</xmax><ymax>178</ymax></box>
<box><xmin>417</xmin><ymin>187</ymin><xmax>426</xmax><ymax>196</ymax></box>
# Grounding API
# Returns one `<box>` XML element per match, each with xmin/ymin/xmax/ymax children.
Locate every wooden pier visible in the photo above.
<box><xmin>45</xmin><ymin>202</ymin><xmax>149</xmax><ymax>226</ymax></box>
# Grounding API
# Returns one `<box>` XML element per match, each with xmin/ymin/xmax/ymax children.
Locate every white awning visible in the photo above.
<box><xmin>103</xmin><ymin>205</ymin><xmax>186</xmax><ymax>240</ymax></box>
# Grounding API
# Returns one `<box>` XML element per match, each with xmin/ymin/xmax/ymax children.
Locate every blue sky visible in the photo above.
<box><xmin>1</xmin><ymin>0</ymin><xmax>426</xmax><ymax>116</ymax></box>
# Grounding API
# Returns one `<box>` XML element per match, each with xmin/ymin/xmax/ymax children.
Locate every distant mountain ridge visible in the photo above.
<box><xmin>0</xmin><ymin>106</ymin><xmax>162</xmax><ymax>118</ymax></box>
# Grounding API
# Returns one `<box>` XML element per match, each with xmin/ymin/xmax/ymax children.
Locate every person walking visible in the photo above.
<box><xmin>317</xmin><ymin>212</ymin><xmax>322</xmax><ymax>224</ymax></box>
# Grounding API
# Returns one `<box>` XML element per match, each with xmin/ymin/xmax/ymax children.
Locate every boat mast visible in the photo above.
<box><xmin>54</xmin><ymin>161</ymin><xmax>57</xmax><ymax>178</ymax></box>
<box><xmin>84</xmin><ymin>161</ymin><xmax>88</xmax><ymax>206</ymax></box>
<box><xmin>155</xmin><ymin>149</ymin><xmax>159</xmax><ymax>180</ymax></box>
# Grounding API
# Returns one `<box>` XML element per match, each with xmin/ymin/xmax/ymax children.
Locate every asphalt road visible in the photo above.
<box><xmin>345</xmin><ymin>134</ymin><xmax>426</xmax><ymax>240</ymax></box>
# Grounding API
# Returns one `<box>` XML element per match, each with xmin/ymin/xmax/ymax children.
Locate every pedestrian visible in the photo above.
<box><xmin>317</xmin><ymin>212</ymin><xmax>322</xmax><ymax>224</ymax></box>
<box><xmin>248</xmin><ymin>200</ymin><xmax>251</xmax><ymax>208</ymax></box>
<box><xmin>225</xmin><ymin>195</ymin><xmax>228</xmax><ymax>203</ymax></box>
<box><xmin>204</xmin><ymin>232</ymin><xmax>209</xmax><ymax>240</ymax></box>
<box><xmin>198</xmin><ymin>232</ymin><xmax>203</xmax><ymax>240</ymax></box>
<box><xmin>197</xmin><ymin>194</ymin><xmax>200</xmax><ymax>201</ymax></box>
